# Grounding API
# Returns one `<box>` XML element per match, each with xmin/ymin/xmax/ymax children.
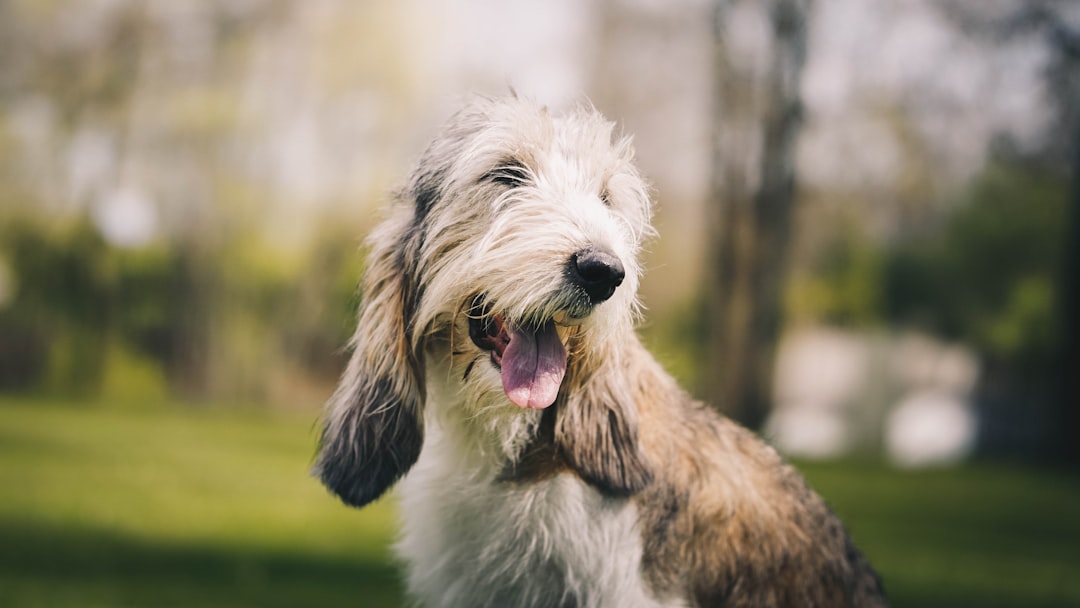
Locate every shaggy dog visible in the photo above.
<box><xmin>315</xmin><ymin>96</ymin><xmax>886</xmax><ymax>607</ymax></box>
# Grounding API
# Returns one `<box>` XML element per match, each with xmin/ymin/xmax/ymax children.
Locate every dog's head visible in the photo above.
<box><xmin>315</xmin><ymin>97</ymin><xmax>655</xmax><ymax>507</ymax></box>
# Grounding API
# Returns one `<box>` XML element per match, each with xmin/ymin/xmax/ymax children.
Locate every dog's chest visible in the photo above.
<box><xmin>396</xmin><ymin>444</ymin><xmax>670</xmax><ymax>608</ymax></box>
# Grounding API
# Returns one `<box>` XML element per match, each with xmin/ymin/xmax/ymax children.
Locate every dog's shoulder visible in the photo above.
<box><xmin>635</xmin><ymin>388</ymin><xmax>887</xmax><ymax>607</ymax></box>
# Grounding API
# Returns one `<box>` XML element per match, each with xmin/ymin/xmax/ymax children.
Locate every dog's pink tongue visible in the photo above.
<box><xmin>501</xmin><ymin>320</ymin><xmax>567</xmax><ymax>409</ymax></box>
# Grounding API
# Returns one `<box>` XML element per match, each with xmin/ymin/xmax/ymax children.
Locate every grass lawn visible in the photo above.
<box><xmin>0</xmin><ymin>398</ymin><xmax>404</xmax><ymax>607</ymax></box>
<box><xmin>1</xmin><ymin>398</ymin><xmax>1079</xmax><ymax>607</ymax></box>
<box><xmin>798</xmin><ymin>460</ymin><xmax>1080</xmax><ymax>608</ymax></box>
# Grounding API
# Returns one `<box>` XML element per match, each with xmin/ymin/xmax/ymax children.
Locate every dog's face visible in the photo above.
<box><xmin>411</xmin><ymin>99</ymin><xmax>653</xmax><ymax>413</ymax></box>
<box><xmin>315</xmin><ymin>97</ymin><xmax>655</xmax><ymax>508</ymax></box>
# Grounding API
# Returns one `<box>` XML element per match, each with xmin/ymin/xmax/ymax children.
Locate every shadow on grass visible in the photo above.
<box><xmin>886</xmin><ymin>581</ymin><xmax>1078</xmax><ymax>608</ymax></box>
<box><xmin>0</xmin><ymin>519</ymin><xmax>405</xmax><ymax>607</ymax></box>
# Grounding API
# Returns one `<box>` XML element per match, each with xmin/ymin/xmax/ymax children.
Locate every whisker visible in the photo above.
<box><xmin>463</xmin><ymin>357</ymin><xmax>479</xmax><ymax>382</ymax></box>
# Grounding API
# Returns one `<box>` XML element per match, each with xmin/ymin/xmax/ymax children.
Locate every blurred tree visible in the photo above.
<box><xmin>1042</xmin><ymin>4</ymin><xmax>1080</xmax><ymax>468</ymax></box>
<box><xmin>0</xmin><ymin>1</ymin><xmax>425</xmax><ymax>405</ymax></box>
<box><xmin>701</xmin><ymin>0</ymin><xmax>810</xmax><ymax>428</ymax></box>
<box><xmin>886</xmin><ymin>165</ymin><xmax>1066</xmax><ymax>359</ymax></box>
<box><xmin>1065</xmin><ymin>128</ymin><xmax>1080</xmax><ymax>467</ymax></box>
<box><xmin>0</xmin><ymin>218</ymin><xmax>112</xmax><ymax>395</ymax></box>
<box><xmin>786</xmin><ymin>219</ymin><xmax>886</xmax><ymax>329</ymax></box>
<box><xmin>885</xmin><ymin>163</ymin><xmax>1069</xmax><ymax>460</ymax></box>
<box><xmin>939</xmin><ymin>0</ymin><xmax>1080</xmax><ymax>465</ymax></box>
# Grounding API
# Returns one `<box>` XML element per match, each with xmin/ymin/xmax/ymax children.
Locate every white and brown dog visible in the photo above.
<box><xmin>315</xmin><ymin>96</ymin><xmax>887</xmax><ymax>607</ymax></box>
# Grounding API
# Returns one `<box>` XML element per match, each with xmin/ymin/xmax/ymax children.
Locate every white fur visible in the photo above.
<box><xmin>396</xmin><ymin>369</ymin><xmax>676</xmax><ymax>608</ymax></box>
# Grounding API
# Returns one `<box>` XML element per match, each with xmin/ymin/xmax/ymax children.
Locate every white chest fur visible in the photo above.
<box><xmin>395</xmin><ymin>424</ymin><xmax>674</xmax><ymax>608</ymax></box>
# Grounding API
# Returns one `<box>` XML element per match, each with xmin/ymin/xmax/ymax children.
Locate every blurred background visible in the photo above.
<box><xmin>1</xmin><ymin>0</ymin><xmax>1077</xmax><ymax>606</ymax></box>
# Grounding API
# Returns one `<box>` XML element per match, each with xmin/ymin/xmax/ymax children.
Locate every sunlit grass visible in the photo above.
<box><xmin>0</xmin><ymin>398</ymin><xmax>404</xmax><ymax>607</ymax></box>
<box><xmin>1</xmin><ymin>398</ymin><xmax>1078</xmax><ymax>607</ymax></box>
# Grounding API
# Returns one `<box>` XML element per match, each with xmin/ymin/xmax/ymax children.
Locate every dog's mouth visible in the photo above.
<box><xmin>468</xmin><ymin>297</ymin><xmax>567</xmax><ymax>410</ymax></box>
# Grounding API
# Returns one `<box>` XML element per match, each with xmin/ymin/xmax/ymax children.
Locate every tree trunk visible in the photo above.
<box><xmin>1053</xmin><ymin>16</ymin><xmax>1080</xmax><ymax>468</ymax></box>
<box><xmin>701</xmin><ymin>0</ymin><xmax>809</xmax><ymax>428</ymax></box>
<box><xmin>1058</xmin><ymin>123</ymin><xmax>1080</xmax><ymax>467</ymax></box>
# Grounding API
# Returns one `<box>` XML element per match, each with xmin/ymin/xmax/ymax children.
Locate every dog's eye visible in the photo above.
<box><xmin>600</xmin><ymin>188</ymin><xmax>612</xmax><ymax>207</ymax></box>
<box><xmin>482</xmin><ymin>160</ymin><xmax>530</xmax><ymax>189</ymax></box>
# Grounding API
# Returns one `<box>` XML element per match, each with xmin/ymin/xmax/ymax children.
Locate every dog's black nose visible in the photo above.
<box><xmin>569</xmin><ymin>247</ymin><xmax>625</xmax><ymax>304</ymax></box>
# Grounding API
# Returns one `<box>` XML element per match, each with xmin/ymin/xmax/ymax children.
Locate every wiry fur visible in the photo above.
<box><xmin>315</xmin><ymin>96</ymin><xmax>887</xmax><ymax>607</ymax></box>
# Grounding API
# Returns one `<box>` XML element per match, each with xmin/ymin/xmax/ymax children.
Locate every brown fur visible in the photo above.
<box><xmin>504</xmin><ymin>333</ymin><xmax>887</xmax><ymax>607</ymax></box>
<box><xmin>615</xmin><ymin>336</ymin><xmax>884</xmax><ymax>607</ymax></box>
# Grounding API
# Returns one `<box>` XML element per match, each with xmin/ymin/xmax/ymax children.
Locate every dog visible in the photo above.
<box><xmin>314</xmin><ymin>96</ymin><xmax>887</xmax><ymax>607</ymax></box>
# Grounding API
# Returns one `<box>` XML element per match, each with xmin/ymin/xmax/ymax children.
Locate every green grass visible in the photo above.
<box><xmin>1</xmin><ymin>398</ymin><xmax>1078</xmax><ymax>607</ymax></box>
<box><xmin>798</xmin><ymin>460</ymin><xmax>1080</xmax><ymax>608</ymax></box>
<box><xmin>0</xmin><ymin>398</ymin><xmax>404</xmax><ymax>607</ymax></box>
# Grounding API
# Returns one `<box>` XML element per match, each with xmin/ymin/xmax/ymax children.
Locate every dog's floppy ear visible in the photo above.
<box><xmin>314</xmin><ymin>209</ymin><xmax>426</xmax><ymax>508</ymax></box>
<box><xmin>555</xmin><ymin>355</ymin><xmax>653</xmax><ymax>496</ymax></box>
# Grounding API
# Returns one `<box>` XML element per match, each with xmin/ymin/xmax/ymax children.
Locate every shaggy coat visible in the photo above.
<box><xmin>315</xmin><ymin>96</ymin><xmax>887</xmax><ymax>608</ymax></box>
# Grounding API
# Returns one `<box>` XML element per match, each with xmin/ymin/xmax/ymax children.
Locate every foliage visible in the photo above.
<box><xmin>0</xmin><ymin>215</ymin><xmax>363</xmax><ymax>404</ymax></box>
<box><xmin>788</xmin><ymin>161</ymin><xmax>1068</xmax><ymax>375</ymax></box>
<box><xmin>884</xmin><ymin>162</ymin><xmax>1069</xmax><ymax>367</ymax></box>
<box><xmin>0</xmin><ymin>218</ymin><xmax>113</xmax><ymax>395</ymax></box>
<box><xmin>786</xmin><ymin>219</ymin><xmax>887</xmax><ymax>329</ymax></box>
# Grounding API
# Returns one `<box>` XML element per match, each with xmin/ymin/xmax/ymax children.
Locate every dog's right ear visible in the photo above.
<box><xmin>314</xmin><ymin>210</ymin><xmax>426</xmax><ymax>508</ymax></box>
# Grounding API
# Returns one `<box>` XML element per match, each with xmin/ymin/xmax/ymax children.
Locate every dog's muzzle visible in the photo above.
<box><xmin>465</xmin><ymin>247</ymin><xmax>624</xmax><ymax>410</ymax></box>
<box><xmin>468</xmin><ymin>297</ymin><xmax>568</xmax><ymax>410</ymax></box>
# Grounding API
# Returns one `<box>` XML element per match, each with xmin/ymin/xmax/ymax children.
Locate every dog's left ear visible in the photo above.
<box><xmin>314</xmin><ymin>209</ymin><xmax>426</xmax><ymax>508</ymax></box>
<box><xmin>555</xmin><ymin>359</ymin><xmax>653</xmax><ymax>496</ymax></box>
